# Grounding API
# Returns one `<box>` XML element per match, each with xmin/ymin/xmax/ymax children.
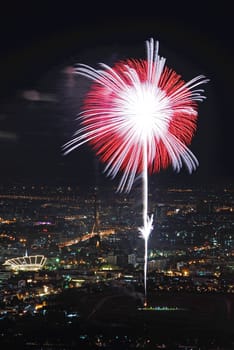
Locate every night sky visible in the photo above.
<box><xmin>0</xmin><ymin>3</ymin><xmax>233</xmax><ymax>188</ymax></box>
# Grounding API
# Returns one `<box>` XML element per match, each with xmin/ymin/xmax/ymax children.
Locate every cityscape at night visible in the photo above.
<box><xmin>0</xmin><ymin>181</ymin><xmax>233</xmax><ymax>348</ymax></box>
<box><xmin>0</xmin><ymin>2</ymin><xmax>234</xmax><ymax>349</ymax></box>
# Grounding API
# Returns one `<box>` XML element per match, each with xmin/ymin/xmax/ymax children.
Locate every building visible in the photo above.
<box><xmin>3</xmin><ymin>253</ymin><xmax>47</xmax><ymax>272</ymax></box>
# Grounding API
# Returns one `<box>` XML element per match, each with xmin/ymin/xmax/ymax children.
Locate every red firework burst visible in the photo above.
<box><xmin>64</xmin><ymin>38</ymin><xmax>208</xmax><ymax>192</ymax></box>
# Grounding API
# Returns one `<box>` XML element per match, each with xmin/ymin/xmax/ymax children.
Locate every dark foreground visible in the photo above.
<box><xmin>0</xmin><ymin>290</ymin><xmax>233</xmax><ymax>349</ymax></box>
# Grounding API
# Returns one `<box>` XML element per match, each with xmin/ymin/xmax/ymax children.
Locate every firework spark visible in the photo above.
<box><xmin>63</xmin><ymin>38</ymin><xmax>208</xmax><ymax>305</ymax></box>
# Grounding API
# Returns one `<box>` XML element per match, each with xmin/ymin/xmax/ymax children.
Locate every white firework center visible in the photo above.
<box><xmin>3</xmin><ymin>253</ymin><xmax>47</xmax><ymax>271</ymax></box>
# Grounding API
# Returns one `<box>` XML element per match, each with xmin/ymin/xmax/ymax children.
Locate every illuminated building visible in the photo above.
<box><xmin>3</xmin><ymin>253</ymin><xmax>47</xmax><ymax>271</ymax></box>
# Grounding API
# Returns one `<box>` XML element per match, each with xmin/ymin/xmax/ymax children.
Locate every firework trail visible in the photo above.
<box><xmin>63</xmin><ymin>38</ymin><xmax>208</xmax><ymax>306</ymax></box>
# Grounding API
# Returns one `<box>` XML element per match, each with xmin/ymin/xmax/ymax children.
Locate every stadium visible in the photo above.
<box><xmin>3</xmin><ymin>254</ymin><xmax>47</xmax><ymax>271</ymax></box>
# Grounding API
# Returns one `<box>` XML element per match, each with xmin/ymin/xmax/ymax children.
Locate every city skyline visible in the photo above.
<box><xmin>0</xmin><ymin>176</ymin><xmax>233</xmax><ymax>348</ymax></box>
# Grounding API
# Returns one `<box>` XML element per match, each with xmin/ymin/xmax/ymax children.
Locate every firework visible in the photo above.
<box><xmin>63</xmin><ymin>38</ymin><xmax>208</xmax><ymax>305</ymax></box>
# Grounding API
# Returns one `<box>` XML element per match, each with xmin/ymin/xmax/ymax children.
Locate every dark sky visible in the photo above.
<box><xmin>0</xmin><ymin>3</ymin><xmax>233</xmax><ymax>187</ymax></box>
